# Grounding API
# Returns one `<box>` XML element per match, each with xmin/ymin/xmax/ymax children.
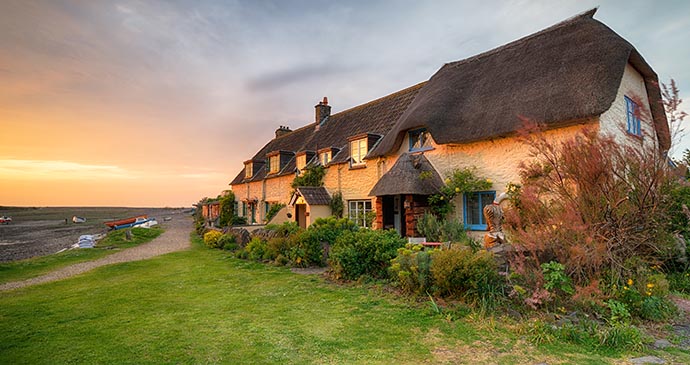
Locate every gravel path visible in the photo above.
<box><xmin>0</xmin><ymin>216</ymin><xmax>192</xmax><ymax>292</ymax></box>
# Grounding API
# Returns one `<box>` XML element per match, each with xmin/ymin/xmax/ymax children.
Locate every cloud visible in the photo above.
<box><xmin>0</xmin><ymin>159</ymin><xmax>135</xmax><ymax>180</ymax></box>
<box><xmin>245</xmin><ymin>63</ymin><xmax>352</xmax><ymax>92</ymax></box>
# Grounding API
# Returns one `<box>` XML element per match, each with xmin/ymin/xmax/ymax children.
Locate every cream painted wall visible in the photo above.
<box><xmin>308</xmin><ymin>205</ymin><xmax>332</xmax><ymax>225</ymax></box>
<box><xmin>599</xmin><ymin>63</ymin><xmax>657</xmax><ymax>150</ymax></box>
<box><xmin>322</xmin><ymin>160</ymin><xmax>385</xmax><ymax>219</ymax></box>
<box><xmin>394</xmin><ymin>123</ymin><xmax>595</xmax><ymax>224</ymax></box>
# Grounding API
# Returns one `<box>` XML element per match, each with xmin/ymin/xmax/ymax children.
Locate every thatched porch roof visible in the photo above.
<box><xmin>369</xmin><ymin>153</ymin><xmax>444</xmax><ymax>196</ymax></box>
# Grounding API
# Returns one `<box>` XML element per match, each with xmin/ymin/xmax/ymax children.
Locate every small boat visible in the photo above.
<box><xmin>0</xmin><ymin>216</ymin><xmax>11</xmax><ymax>224</ymax></box>
<box><xmin>104</xmin><ymin>215</ymin><xmax>148</xmax><ymax>229</ymax></box>
<box><xmin>113</xmin><ymin>217</ymin><xmax>151</xmax><ymax>230</ymax></box>
<box><xmin>72</xmin><ymin>216</ymin><xmax>86</xmax><ymax>223</ymax></box>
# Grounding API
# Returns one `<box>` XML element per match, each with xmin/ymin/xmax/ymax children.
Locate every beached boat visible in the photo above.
<box><xmin>104</xmin><ymin>215</ymin><xmax>147</xmax><ymax>229</ymax></box>
<box><xmin>72</xmin><ymin>216</ymin><xmax>86</xmax><ymax>223</ymax></box>
<box><xmin>0</xmin><ymin>216</ymin><xmax>12</xmax><ymax>224</ymax></box>
<box><xmin>112</xmin><ymin>217</ymin><xmax>152</xmax><ymax>230</ymax></box>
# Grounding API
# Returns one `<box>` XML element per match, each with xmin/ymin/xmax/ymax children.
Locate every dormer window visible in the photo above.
<box><xmin>245</xmin><ymin>163</ymin><xmax>253</xmax><ymax>178</ymax></box>
<box><xmin>268</xmin><ymin>154</ymin><xmax>280</xmax><ymax>174</ymax></box>
<box><xmin>625</xmin><ymin>96</ymin><xmax>642</xmax><ymax>137</ymax></box>
<box><xmin>320</xmin><ymin>150</ymin><xmax>332</xmax><ymax>165</ymax></box>
<box><xmin>350</xmin><ymin>138</ymin><xmax>367</xmax><ymax>166</ymax></box>
<box><xmin>409</xmin><ymin>128</ymin><xmax>432</xmax><ymax>152</ymax></box>
<box><xmin>296</xmin><ymin>154</ymin><xmax>307</xmax><ymax>171</ymax></box>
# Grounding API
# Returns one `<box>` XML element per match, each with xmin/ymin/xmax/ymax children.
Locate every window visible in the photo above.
<box><xmin>463</xmin><ymin>191</ymin><xmax>496</xmax><ymax>230</ymax></box>
<box><xmin>296</xmin><ymin>154</ymin><xmax>307</xmax><ymax>171</ymax></box>
<box><xmin>625</xmin><ymin>96</ymin><xmax>642</xmax><ymax>137</ymax></box>
<box><xmin>350</xmin><ymin>138</ymin><xmax>367</xmax><ymax>166</ymax></box>
<box><xmin>409</xmin><ymin>128</ymin><xmax>432</xmax><ymax>151</ymax></box>
<box><xmin>268</xmin><ymin>155</ymin><xmax>280</xmax><ymax>173</ymax></box>
<box><xmin>348</xmin><ymin>200</ymin><xmax>373</xmax><ymax>227</ymax></box>
<box><xmin>245</xmin><ymin>164</ymin><xmax>253</xmax><ymax>178</ymax></box>
<box><xmin>241</xmin><ymin>202</ymin><xmax>247</xmax><ymax>217</ymax></box>
<box><xmin>320</xmin><ymin>151</ymin><xmax>332</xmax><ymax>165</ymax></box>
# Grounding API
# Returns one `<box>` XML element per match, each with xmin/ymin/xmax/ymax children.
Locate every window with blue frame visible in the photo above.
<box><xmin>408</xmin><ymin>128</ymin><xmax>432</xmax><ymax>152</ymax></box>
<box><xmin>625</xmin><ymin>96</ymin><xmax>642</xmax><ymax>137</ymax></box>
<box><xmin>463</xmin><ymin>191</ymin><xmax>496</xmax><ymax>230</ymax></box>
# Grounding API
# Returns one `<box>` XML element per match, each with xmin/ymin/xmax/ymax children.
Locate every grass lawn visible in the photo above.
<box><xmin>1</xmin><ymin>235</ymin><xmax>688</xmax><ymax>364</ymax></box>
<box><xmin>0</xmin><ymin>227</ymin><xmax>163</xmax><ymax>285</ymax></box>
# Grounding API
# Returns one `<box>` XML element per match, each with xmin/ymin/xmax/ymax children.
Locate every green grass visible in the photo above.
<box><xmin>0</xmin><ymin>235</ymin><xmax>688</xmax><ymax>364</ymax></box>
<box><xmin>0</xmin><ymin>227</ymin><xmax>163</xmax><ymax>285</ymax></box>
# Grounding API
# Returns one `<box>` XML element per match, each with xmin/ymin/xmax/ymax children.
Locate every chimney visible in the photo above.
<box><xmin>275</xmin><ymin>125</ymin><xmax>292</xmax><ymax>138</ymax></box>
<box><xmin>315</xmin><ymin>96</ymin><xmax>331</xmax><ymax>124</ymax></box>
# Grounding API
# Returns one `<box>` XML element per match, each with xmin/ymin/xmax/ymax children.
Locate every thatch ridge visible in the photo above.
<box><xmin>368</xmin><ymin>8</ymin><xmax>669</xmax><ymax>157</ymax></box>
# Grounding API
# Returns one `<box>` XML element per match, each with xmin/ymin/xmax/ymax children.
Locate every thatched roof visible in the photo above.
<box><xmin>369</xmin><ymin>153</ymin><xmax>444</xmax><ymax>196</ymax></box>
<box><xmin>368</xmin><ymin>8</ymin><xmax>670</xmax><ymax>158</ymax></box>
<box><xmin>291</xmin><ymin>187</ymin><xmax>331</xmax><ymax>206</ymax></box>
<box><xmin>230</xmin><ymin>83</ymin><xmax>424</xmax><ymax>185</ymax></box>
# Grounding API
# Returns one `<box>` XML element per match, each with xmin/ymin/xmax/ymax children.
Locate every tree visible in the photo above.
<box><xmin>218</xmin><ymin>191</ymin><xmax>236</xmax><ymax>227</ymax></box>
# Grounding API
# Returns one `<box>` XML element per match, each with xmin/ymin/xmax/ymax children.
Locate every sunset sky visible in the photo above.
<box><xmin>1</xmin><ymin>0</ymin><xmax>689</xmax><ymax>207</ymax></box>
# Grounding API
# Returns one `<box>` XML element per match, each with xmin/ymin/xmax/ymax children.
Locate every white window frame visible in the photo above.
<box><xmin>348</xmin><ymin>199</ymin><xmax>372</xmax><ymax>227</ymax></box>
<box><xmin>245</xmin><ymin>164</ymin><xmax>253</xmax><ymax>178</ymax></box>
<box><xmin>269</xmin><ymin>155</ymin><xmax>280</xmax><ymax>174</ymax></box>
<box><xmin>320</xmin><ymin>151</ymin><xmax>331</xmax><ymax>166</ymax></box>
<box><xmin>350</xmin><ymin>138</ymin><xmax>367</xmax><ymax>166</ymax></box>
<box><xmin>296</xmin><ymin>154</ymin><xmax>307</xmax><ymax>171</ymax></box>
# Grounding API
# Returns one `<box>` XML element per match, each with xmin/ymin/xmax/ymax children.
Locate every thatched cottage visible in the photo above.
<box><xmin>229</xmin><ymin>9</ymin><xmax>670</xmax><ymax>237</ymax></box>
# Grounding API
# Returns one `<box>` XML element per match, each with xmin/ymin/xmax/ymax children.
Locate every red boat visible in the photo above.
<box><xmin>104</xmin><ymin>215</ymin><xmax>147</xmax><ymax>229</ymax></box>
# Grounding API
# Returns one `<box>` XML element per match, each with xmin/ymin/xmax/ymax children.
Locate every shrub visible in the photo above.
<box><xmin>203</xmin><ymin>230</ymin><xmax>223</xmax><ymax>248</ymax></box>
<box><xmin>265</xmin><ymin>221</ymin><xmax>302</xmax><ymax>237</ymax></box>
<box><xmin>389</xmin><ymin>244</ymin><xmax>433</xmax><ymax>295</ymax></box>
<box><xmin>668</xmin><ymin>271</ymin><xmax>690</xmax><ymax>293</ymax></box>
<box><xmin>430</xmin><ymin>248</ymin><xmax>504</xmax><ymax>307</ymax></box>
<box><xmin>329</xmin><ymin>229</ymin><xmax>406</xmax><ymax>280</ymax></box>
<box><xmin>638</xmin><ymin>296</ymin><xmax>677</xmax><ymax>322</ymax></box>
<box><xmin>416</xmin><ymin>213</ymin><xmax>476</xmax><ymax>248</ymax></box>
<box><xmin>505</xmin><ymin>125</ymin><xmax>680</xmax><ymax>309</ymax></box>
<box><xmin>541</xmin><ymin>261</ymin><xmax>574</xmax><ymax>297</ymax></box>
<box><xmin>290</xmin><ymin>229</ymin><xmax>325</xmax><ymax>267</ymax></box>
<box><xmin>217</xmin><ymin>234</ymin><xmax>238</xmax><ymax>251</ymax></box>
<box><xmin>218</xmin><ymin>191</ymin><xmax>237</xmax><ymax>227</ymax></box>
<box><xmin>265</xmin><ymin>236</ymin><xmax>295</xmax><ymax>262</ymax></box>
<box><xmin>245</xmin><ymin>237</ymin><xmax>268</xmax><ymax>261</ymax></box>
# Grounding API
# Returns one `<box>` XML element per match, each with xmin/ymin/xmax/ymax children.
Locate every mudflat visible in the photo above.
<box><xmin>0</xmin><ymin>207</ymin><xmax>189</xmax><ymax>262</ymax></box>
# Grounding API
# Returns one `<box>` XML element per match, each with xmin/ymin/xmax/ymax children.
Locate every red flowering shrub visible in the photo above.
<box><xmin>504</xmin><ymin>124</ymin><xmax>678</xmax><ymax>307</ymax></box>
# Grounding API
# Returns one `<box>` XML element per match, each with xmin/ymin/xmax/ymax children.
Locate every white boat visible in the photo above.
<box><xmin>72</xmin><ymin>216</ymin><xmax>86</xmax><ymax>223</ymax></box>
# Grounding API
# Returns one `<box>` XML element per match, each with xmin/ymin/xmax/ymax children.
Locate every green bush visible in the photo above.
<box><xmin>217</xmin><ymin>234</ymin><xmax>238</xmax><ymax>251</ymax></box>
<box><xmin>389</xmin><ymin>244</ymin><xmax>433</xmax><ymax>295</ymax></box>
<box><xmin>203</xmin><ymin>230</ymin><xmax>223</xmax><ymax>248</ymax></box>
<box><xmin>289</xmin><ymin>230</ymin><xmax>324</xmax><ymax>267</ymax></box>
<box><xmin>245</xmin><ymin>237</ymin><xmax>268</xmax><ymax>261</ymax></box>
<box><xmin>266</xmin><ymin>236</ymin><xmax>295</xmax><ymax>263</ymax></box>
<box><xmin>329</xmin><ymin>229</ymin><xmax>406</xmax><ymax>280</ymax></box>
<box><xmin>430</xmin><ymin>248</ymin><xmax>504</xmax><ymax>304</ymax></box>
<box><xmin>541</xmin><ymin>261</ymin><xmax>574</xmax><ymax>296</ymax></box>
<box><xmin>265</xmin><ymin>221</ymin><xmax>302</xmax><ymax>237</ymax></box>
<box><xmin>668</xmin><ymin>271</ymin><xmax>690</xmax><ymax>293</ymax></box>
<box><xmin>415</xmin><ymin>213</ymin><xmax>476</xmax><ymax>248</ymax></box>
<box><xmin>638</xmin><ymin>296</ymin><xmax>677</xmax><ymax>322</ymax></box>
